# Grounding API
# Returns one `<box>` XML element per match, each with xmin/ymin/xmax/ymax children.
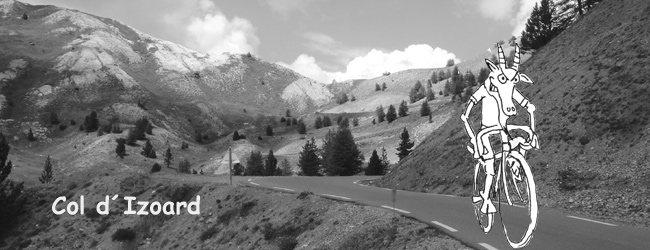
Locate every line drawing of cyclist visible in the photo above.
<box><xmin>460</xmin><ymin>43</ymin><xmax>539</xmax><ymax>216</ymax></box>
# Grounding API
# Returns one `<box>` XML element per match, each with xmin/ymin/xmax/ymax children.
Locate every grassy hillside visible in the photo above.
<box><xmin>0</xmin><ymin>173</ymin><xmax>470</xmax><ymax>250</ymax></box>
<box><xmin>375</xmin><ymin>0</ymin><xmax>650</xmax><ymax>227</ymax></box>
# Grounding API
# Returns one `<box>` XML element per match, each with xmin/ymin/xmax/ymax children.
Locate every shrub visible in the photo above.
<box><xmin>111</xmin><ymin>228</ymin><xmax>136</xmax><ymax>242</ymax></box>
<box><xmin>150</xmin><ymin>163</ymin><xmax>161</xmax><ymax>173</ymax></box>
<box><xmin>200</xmin><ymin>226</ymin><xmax>218</xmax><ymax>241</ymax></box>
<box><xmin>278</xmin><ymin>236</ymin><xmax>299</xmax><ymax>250</ymax></box>
<box><xmin>181</xmin><ymin>141</ymin><xmax>189</xmax><ymax>150</ymax></box>
<box><xmin>178</xmin><ymin>158</ymin><xmax>191</xmax><ymax>173</ymax></box>
<box><xmin>59</xmin><ymin>124</ymin><xmax>67</xmax><ymax>131</ymax></box>
<box><xmin>27</xmin><ymin>128</ymin><xmax>36</xmax><ymax>141</ymax></box>
<box><xmin>70</xmin><ymin>120</ymin><xmax>76</xmax><ymax>126</ymax></box>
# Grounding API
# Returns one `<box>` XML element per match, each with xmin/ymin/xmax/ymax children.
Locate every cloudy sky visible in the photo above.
<box><xmin>24</xmin><ymin>0</ymin><xmax>539</xmax><ymax>83</ymax></box>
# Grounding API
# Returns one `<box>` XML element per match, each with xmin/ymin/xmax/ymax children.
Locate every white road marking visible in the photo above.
<box><xmin>567</xmin><ymin>215</ymin><xmax>616</xmax><ymax>226</ymax></box>
<box><xmin>429</xmin><ymin>193</ymin><xmax>456</xmax><ymax>197</ymax></box>
<box><xmin>273</xmin><ymin>187</ymin><xmax>295</xmax><ymax>192</ymax></box>
<box><xmin>380</xmin><ymin>205</ymin><xmax>411</xmax><ymax>214</ymax></box>
<box><xmin>247</xmin><ymin>178</ymin><xmax>251</xmax><ymax>182</ymax></box>
<box><xmin>353</xmin><ymin>180</ymin><xmax>359</xmax><ymax>184</ymax></box>
<box><xmin>249</xmin><ymin>182</ymin><xmax>260</xmax><ymax>186</ymax></box>
<box><xmin>479</xmin><ymin>243</ymin><xmax>499</xmax><ymax>250</ymax></box>
<box><xmin>381</xmin><ymin>188</ymin><xmax>391</xmax><ymax>191</ymax></box>
<box><xmin>498</xmin><ymin>201</ymin><xmax>525</xmax><ymax>208</ymax></box>
<box><xmin>321</xmin><ymin>194</ymin><xmax>352</xmax><ymax>200</ymax></box>
<box><xmin>431</xmin><ymin>221</ymin><xmax>458</xmax><ymax>232</ymax></box>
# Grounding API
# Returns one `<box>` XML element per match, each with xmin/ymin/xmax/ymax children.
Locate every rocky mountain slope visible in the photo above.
<box><xmin>376</xmin><ymin>0</ymin><xmax>650</xmax><ymax>227</ymax></box>
<box><xmin>0</xmin><ymin>0</ymin><xmax>331</xmax><ymax>141</ymax></box>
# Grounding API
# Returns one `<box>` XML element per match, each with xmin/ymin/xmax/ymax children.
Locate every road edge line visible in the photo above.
<box><xmin>567</xmin><ymin>215</ymin><xmax>616</xmax><ymax>226</ymax></box>
<box><xmin>431</xmin><ymin>221</ymin><xmax>458</xmax><ymax>232</ymax></box>
<box><xmin>380</xmin><ymin>205</ymin><xmax>411</xmax><ymax>214</ymax></box>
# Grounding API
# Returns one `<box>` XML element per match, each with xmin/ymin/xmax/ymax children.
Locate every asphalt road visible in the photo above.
<box><xmin>246</xmin><ymin>176</ymin><xmax>649</xmax><ymax>250</ymax></box>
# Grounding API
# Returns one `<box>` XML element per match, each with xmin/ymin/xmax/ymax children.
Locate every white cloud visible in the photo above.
<box><xmin>301</xmin><ymin>32</ymin><xmax>369</xmax><ymax>66</ymax></box>
<box><xmin>511</xmin><ymin>0</ymin><xmax>539</xmax><ymax>36</ymax></box>
<box><xmin>280</xmin><ymin>44</ymin><xmax>458</xmax><ymax>83</ymax></box>
<box><xmin>185</xmin><ymin>13</ymin><xmax>260</xmax><ymax>55</ymax></box>
<box><xmin>477</xmin><ymin>0</ymin><xmax>517</xmax><ymax>20</ymax></box>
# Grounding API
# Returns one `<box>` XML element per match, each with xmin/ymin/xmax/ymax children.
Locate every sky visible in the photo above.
<box><xmin>23</xmin><ymin>0</ymin><xmax>540</xmax><ymax>83</ymax></box>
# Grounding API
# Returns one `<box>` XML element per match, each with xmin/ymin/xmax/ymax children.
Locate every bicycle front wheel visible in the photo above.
<box><xmin>501</xmin><ymin>151</ymin><xmax>538</xmax><ymax>249</ymax></box>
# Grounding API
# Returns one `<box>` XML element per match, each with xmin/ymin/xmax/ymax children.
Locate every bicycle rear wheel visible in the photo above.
<box><xmin>500</xmin><ymin>151</ymin><xmax>538</xmax><ymax>249</ymax></box>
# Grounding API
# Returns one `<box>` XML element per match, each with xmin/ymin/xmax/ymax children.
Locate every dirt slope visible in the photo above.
<box><xmin>376</xmin><ymin>0</ymin><xmax>650</xmax><ymax>227</ymax></box>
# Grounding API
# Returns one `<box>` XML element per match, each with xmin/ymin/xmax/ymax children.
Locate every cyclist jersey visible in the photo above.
<box><xmin>470</xmin><ymin>85</ymin><xmax>527</xmax><ymax>127</ymax></box>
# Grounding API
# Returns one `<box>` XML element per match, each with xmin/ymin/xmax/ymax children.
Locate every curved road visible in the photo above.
<box><xmin>245</xmin><ymin>176</ymin><xmax>649</xmax><ymax>250</ymax></box>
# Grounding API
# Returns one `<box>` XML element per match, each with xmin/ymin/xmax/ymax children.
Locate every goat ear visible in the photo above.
<box><xmin>519</xmin><ymin>73</ymin><xmax>533</xmax><ymax>84</ymax></box>
<box><xmin>485</xmin><ymin>59</ymin><xmax>499</xmax><ymax>72</ymax></box>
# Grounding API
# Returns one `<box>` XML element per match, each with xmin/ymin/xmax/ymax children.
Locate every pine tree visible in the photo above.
<box><xmin>365</xmin><ymin>150</ymin><xmax>383</xmax><ymax>175</ymax></box>
<box><xmin>338</xmin><ymin>117</ymin><xmax>349</xmax><ymax>129</ymax></box>
<box><xmin>521</xmin><ymin>0</ymin><xmax>558</xmax><ymax>50</ymax></box>
<box><xmin>181</xmin><ymin>141</ymin><xmax>189</xmax><ymax>150</ymax></box>
<box><xmin>233</xmin><ymin>131</ymin><xmax>240</xmax><ymax>141</ymax></box>
<box><xmin>465</xmin><ymin>70</ymin><xmax>477</xmax><ymax>87</ymax></box>
<box><xmin>264</xmin><ymin>149</ymin><xmax>278</xmax><ymax>176</ymax></box>
<box><xmin>420</xmin><ymin>100</ymin><xmax>431</xmax><ymax>117</ymax></box>
<box><xmin>126</xmin><ymin>128</ymin><xmax>138</xmax><ymax>145</ymax></box>
<box><xmin>286</xmin><ymin>118</ymin><xmax>292</xmax><ymax>126</ymax></box>
<box><xmin>380</xmin><ymin>147</ymin><xmax>390</xmax><ymax>174</ymax></box>
<box><xmin>297</xmin><ymin>120</ymin><xmax>307</xmax><ymax>134</ymax></box>
<box><xmin>0</xmin><ymin>133</ymin><xmax>24</xmax><ymax>228</ymax></box>
<box><xmin>141</xmin><ymin>140</ymin><xmax>156</xmax><ymax>159</ymax></box>
<box><xmin>322</xmin><ymin>116</ymin><xmax>332</xmax><ymax>127</ymax></box>
<box><xmin>115</xmin><ymin>138</ymin><xmax>126</xmax><ymax>158</ymax></box>
<box><xmin>375</xmin><ymin>83</ymin><xmax>381</xmax><ymax>91</ymax></box>
<box><xmin>97</xmin><ymin>128</ymin><xmax>104</xmax><ymax>137</ymax></box>
<box><xmin>280</xmin><ymin>158</ymin><xmax>292</xmax><ymax>176</ymax></box>
<box><xmin>386</xmin><ymin>105</ymin><xmax>397</xmax><ymax>123</ymax></box>
<box><xmin>336</xmin><ymin>92</ymin><xmax>349</xmax><ymax>104</ymax></box>
<box><xmin>265</xmin><ymin>125</ymin><xmax>274</xmax><ymax>136</ymax></box>
<box><xmin>396</xmin><ymin>128</ymin><xmax>414</xmax><ymax>161</ymax></box>
<box><xmin>352</xmin><ymin>117</ymin><xmax>359</xmax><ymax>127</ymax></box>
<box><xmin>350</xmin><ymin>95</ymin><xmax>356</xmax><ymax>101</ymax></box>
<box><xmin>245</xmin><ymin>151</ymin><xmax>264</xmax><ymax>176</ymax></box>
<box><xmin>27</xmin><ymin>128</ymin><xmax>36</xmax><ymax>141</ymax></box>
<box><xmin>145</xmin><ymin>122</ymin><xmax>153</xmax><ymax>135</ymax></box>
<box><xmin>178</xmin><ymin>158</ymin><xmax>191</xmax><ymax>173</ymax></box>
<box><xmin>409</xmin><ymin>80</ymin><xmax>426</xmax><ymax>103</ymax></box>
<box><xmin>314</xmin><ymin>116</ymin><xmax>323</xmax><ymax>129</ymax></box>
<box><xmin>446</xmin><ymin>58</ymin><xmax>455</xmax><ymax>67</ymax></box>
<box><xmin>477</xmin><ymin>67</ymin><xmax>489</xmax><ymax>85</ymax></box>
<box><xmin>372</xmin><ymin>118</ymin><xmax>376</xmax><ymax>125</ymax></box>
<box><xmin>382</xmin><ymin>82</ymin><xmax>387</xmax><ymax>91</ymax></box>
<box><xmin>50</xmin><ymin>111</ymin><xmax>59</xmax><ymax>125</ymax></box>
<box><xmin>286</xmin><ymin>109</ymin><xmax>291</xmax><ymax>117</ymax></box>
<box><xmin>298</xmin><ymin>138</ymin><xmax>320</xmax><ymax>176</ymax></box>
<box><xmin>398</xmin><ymin>100</ymin><xmax>409</xmax><ymax>117</ymax></box>
<box><xmin>39</xmin><ymin>155</ymin><xmax>54</xmax><ymax>184</ymax></box>
<box><xmin>134</xmin><ymin>117</ymin><xmax>149</xmax><ymax>140</ymax></box>
<box><xmin>112</xmin><ymin>124</ymin><xmax>123</xmax><ymax>134</ymax></box>
<box><xmin>438</xmin><ymin>70</ymin><xmax>446</xmax><ymax>82</ymax></box>
<box><xmin>427</xmin><ymin>87</ymin><xmax>435</xmax><ymax>100</ymax></box>
<box><xmin>84</xmin><ymin>111</ymin><xmax>99</xmax><ymax>132</ymax></box>
<box><xmin>292</xmin><ymin>118</ymin><xmax>298</xmax><ymax>126</ymax></box>
<box><xmin>164</xmin><ymin>147</ymin><xmax>173</xmax><ymax>168</ymax></box>
<box><xmin>376</xmin><ymin>106</ymin><xmax>385</xmax><ymax>123</ymax></box>
<box><xmin>233</xmin><ymin>163</ymin><xmax>244</xmax><ymax>176</ymax></box>
<box><xmin>322</xmin><ymin>128</ymin><xmax>364</xmax><ymax>176</ymax></box>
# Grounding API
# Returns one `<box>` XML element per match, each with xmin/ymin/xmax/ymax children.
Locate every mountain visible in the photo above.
<box><xmin>0</xmin><ymin>0</ymin><xmax>332</xmax><ymax>141</ymax></box>
<box><xmin>375</xmin><ymin>0</ymin><xmax>650</xmax><ymax>227</ymax></box>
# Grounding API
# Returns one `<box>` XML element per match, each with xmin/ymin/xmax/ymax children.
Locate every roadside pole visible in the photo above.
<box><xmin>229</xmin><ymin>147</ymin><xmax>232</xmax><ymax>185</ymax></box>
<box><xmin>392</xmin><ymin>184</ymin><xmax>398</xmax><ymax>219</ymax></box>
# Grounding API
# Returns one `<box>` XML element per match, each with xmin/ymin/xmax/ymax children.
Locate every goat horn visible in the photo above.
<box><xmin>512</xmin><ymin>44</ymin><xmax>520</xmax><ymax>71</ymax></box>
<box><xmin>497</xmin><ymin>44</ymin><xmax>506</xmax><ymax>69</ymax></box>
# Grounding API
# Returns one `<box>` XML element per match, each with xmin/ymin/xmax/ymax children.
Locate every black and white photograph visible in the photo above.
<box><xmin>0</xmin><ymin>0</ymin><xmax>648</xmax><ymax>249</ymax></box>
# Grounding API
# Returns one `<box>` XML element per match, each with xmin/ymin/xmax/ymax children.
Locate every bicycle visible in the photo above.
<box><xmin>467</xmin><ymin>125</ymin><xmax>539</xmax><ymax>249</ymax></box>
